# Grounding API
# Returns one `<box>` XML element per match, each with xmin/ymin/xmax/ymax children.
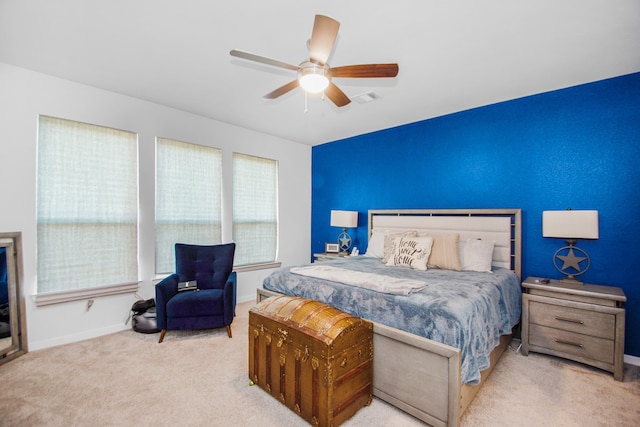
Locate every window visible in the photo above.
<box><xmin>155</xmin><ymin>138</ymin><xmax>222</xmax><ymax>274</ymax></box>
<box><xmin>232</xmin><ymin>153</ymin><xmax>279</xmax><ymax>266</ymax></box>
<box><xmin>36</xmin><ymin>116</ymin><xmax>138</xmax><ymax>302</ymax></box>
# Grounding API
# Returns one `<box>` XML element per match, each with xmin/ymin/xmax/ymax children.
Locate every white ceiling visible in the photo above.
<box><xmin>1</xmin><ymin>0</ymin><xmax>639</xmax><ymax>146</ymax></box>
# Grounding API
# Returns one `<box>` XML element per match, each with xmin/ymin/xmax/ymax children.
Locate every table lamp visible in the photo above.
<box><xmin>330</xmin><ymin>210</ymin><xmax>358</xmax><ymax>254</ymax></box>
<box><xmin>542</xmin><ymin>209</ymin><xmax>599</xmax><ymax>284</ymax></box>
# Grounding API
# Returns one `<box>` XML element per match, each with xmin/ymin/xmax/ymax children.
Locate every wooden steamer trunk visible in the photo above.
<box><xmin>249</xmin><ymin>296</ymin><xmax>373</xmax><ymax>427</ymax></box>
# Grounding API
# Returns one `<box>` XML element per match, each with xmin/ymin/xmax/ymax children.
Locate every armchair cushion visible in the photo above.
<box><xmin>167</xmin><ymin>289</ymin><xmax>224</xmax><ymax>318</ymax></box>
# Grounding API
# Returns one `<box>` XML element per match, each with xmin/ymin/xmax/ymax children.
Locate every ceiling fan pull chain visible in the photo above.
<box><xmin>304</xmin><ymin>91</ymin><xmax>309</xmax><ymax>113</ymax></box>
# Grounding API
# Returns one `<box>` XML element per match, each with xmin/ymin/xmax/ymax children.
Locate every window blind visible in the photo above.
<box><xmin>155</xmin><ymin>138</ymin><xmax>222</xmax><ymax>274</ymax></box>
<box><xmin>232</xmin><ymin>153</ymin><xmax>279</xmax><ymax>265</ymax></box>
<box><xmin>36</xmin><ymin>116</ymin><xmax>138</xmax><ymax>294</ymax></box>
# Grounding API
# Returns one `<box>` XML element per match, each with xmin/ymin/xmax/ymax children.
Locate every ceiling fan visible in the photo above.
<box><xmin>230</xmin><ymin>14</ymin><xmax>399</xmax><ymax>108</ymax></box>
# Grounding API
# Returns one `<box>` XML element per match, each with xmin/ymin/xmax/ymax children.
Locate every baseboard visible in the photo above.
<box><xmin>29</xmin><ymin>323</ymin><xmax>130</xmax><ymax>352</ymax></box>
<box><xmin>624</xmin><ymin>354</ymin><xmax>640</xmax><ymax>367</ymax></box>
<box><xmin>237</xmin><ymin>294</ymin><xmax>256</xmax><ymax>304</ymax></box>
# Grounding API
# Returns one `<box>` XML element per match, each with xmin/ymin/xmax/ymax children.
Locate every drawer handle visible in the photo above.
<box><xmin>555</xmin><ymin>338</ymin><xmax>584</xmax><ymax>348</ymax></box>
<box><xmin>554</xmin><ymin>316</ymin><xmax>584</xmax><ymax>325</ymax></box>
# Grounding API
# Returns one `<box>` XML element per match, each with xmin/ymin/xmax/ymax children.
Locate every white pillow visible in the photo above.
<box><xmin>385</xmin><ymin>236</ymin><xmax>434</xmax><ymax>271</ymax></box>
<box><xmin>459</xmin><ymin>239</ymin><xmax>495</xmax><ymax>273</ymax></box>
<box><xmin>364</xmin><ymin>229</ymin><xmax>387</xmax><ymax>258</ymax></box>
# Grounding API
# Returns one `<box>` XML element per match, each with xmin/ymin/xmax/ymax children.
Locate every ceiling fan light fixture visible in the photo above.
<box><xmin>298</xmin><ymin>62</ymin><xmax>330</xmax><ymax>93</ymax></box>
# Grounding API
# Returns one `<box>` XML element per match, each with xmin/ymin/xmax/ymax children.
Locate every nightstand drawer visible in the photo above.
<box><xmin>529</xmin><ymin>300</ymin><xmax>615</xmax><ymax>340</ymax></box>
<box><xmin>529</xmin><ymin>324</ymin><xmax>614</xmax><ymax>364</ymax></box>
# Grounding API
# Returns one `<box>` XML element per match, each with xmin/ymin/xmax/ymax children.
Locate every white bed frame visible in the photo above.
<box><xmin>257</xmin><ymin>209</ymin><xmax>522</xmax><ymax>427</ymax></box>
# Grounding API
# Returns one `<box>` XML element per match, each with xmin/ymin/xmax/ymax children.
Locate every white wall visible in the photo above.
<box><xmin>0</xmin><ymin>62</ymin><xmax>311</xmax><ymax>350</ymax></box>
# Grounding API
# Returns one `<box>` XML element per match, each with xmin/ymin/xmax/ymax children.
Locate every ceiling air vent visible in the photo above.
<box><xmin>352</xmin><ymin>91</ymin><xmax>380</xmax><ymax>104</ymax></box>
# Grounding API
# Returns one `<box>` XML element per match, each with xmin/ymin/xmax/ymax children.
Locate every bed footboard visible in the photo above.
<box><xmin>372</xmin><ymin>322</ymin><xmax>461</xmax><ymax>427</ymax></box>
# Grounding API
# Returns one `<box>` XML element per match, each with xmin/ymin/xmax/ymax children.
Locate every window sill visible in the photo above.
<box><xmin>152</xmin><ymin>262</ymin><xmax>281</xmax><ymax>284</ymax></box>
<box><xmin>233</xmin><ymin>261</ymin><xmax>282</xmax><ymax>273</ymax></box>
<box><xmin>33</xmin><ymin>281</ymin><xmax>140</xmax><ymax>307</ymax></box>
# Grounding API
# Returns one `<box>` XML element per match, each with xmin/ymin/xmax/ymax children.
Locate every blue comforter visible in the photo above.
<box><xmin>262</xmin><ymin>256</ymin><xmax>521</xmax><ymax>385</ymax></box>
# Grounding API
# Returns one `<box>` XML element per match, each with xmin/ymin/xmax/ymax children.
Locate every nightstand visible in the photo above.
<box><xmin>521</xmin><ymin>276</ymin><xmax>626</xmax><ymax>381</ymax></box>
<box><xmin>313</xmin><ymin>253</ymin><xmax>346</xmax><ymax>262</ymax></box>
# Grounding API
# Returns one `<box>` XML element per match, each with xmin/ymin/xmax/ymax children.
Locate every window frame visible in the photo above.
<box><xmin>232</xmin><ymin>152</ymin><xmax>280</xmax><ymax>267</ymax></box>
<box><xmin>154</xmin><ymin>137</ymin><xmax>223</xmax><ymax>275</ymax></box>
<box><xmin>35</xmin><ymin>115</ymin><xmax>139</xmax><ymax>306</ymax></box>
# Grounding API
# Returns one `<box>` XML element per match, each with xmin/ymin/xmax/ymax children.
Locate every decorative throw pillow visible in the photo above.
<box><xmin>385</xmin><ymin>236</ymin><xmax>434</xmax><ymax>271</ymax></box>
<box><xmin>422</xmin><ymin>233</ymin><xmax>461</xmax><ymax>271</ymax></box>
<box><xmin>459</xmin><ymin>239</ymin><xmax>495</xmax><ymax>272</ymax></box>
<box><xmin>382</xmin><ymin>231</ymin><xmax>418</xmax><ymax>264</ymax></box>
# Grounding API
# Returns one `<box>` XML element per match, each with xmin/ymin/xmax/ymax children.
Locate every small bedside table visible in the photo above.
<box><xmin>521</xmin><ymin>276</ymin><xmax>626</xmax><ymax>381</ymax></box>
<box><xmin>313</xmin><ymin>253</ymin><xmax>347</xmax><ymax>262</ymax></box>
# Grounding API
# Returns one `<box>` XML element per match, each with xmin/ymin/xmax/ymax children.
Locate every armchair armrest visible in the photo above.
<box><xmin>223</xmin><ymin>271</ymin><xmax>237</xmax><ymax>323</ymax></box>
<box><xmin>155</xmin><ymin>273</ymin><xmax>179</xmax><ymax>330</ymax></box>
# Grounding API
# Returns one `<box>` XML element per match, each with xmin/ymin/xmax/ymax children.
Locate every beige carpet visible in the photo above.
<box><xmin>1</xmin><ymin>301</ymin><xmax>638</xmax><ymax>427</ymax></box>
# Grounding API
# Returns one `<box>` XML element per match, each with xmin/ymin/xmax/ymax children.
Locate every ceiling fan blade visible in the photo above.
<box><xmin>330</xmin><ymin>64</ymin><xmax>399</xmax><ymax>78</ymax></box>
<box><xmin>230</xmin><ymin>49</ymin><xmax>299</xmax><ymax>71</ymax></box>
<box><xmin>309</xmin><ymin>15</ymin><xmax>340</xmax><ymax>65</ymax></box>
<box><xmin>324</xmin><ymin>82</ymin><xmax>351</xmax><ymax>107</ymax></box>
<box><xmin>264</xmin><ymin>80</ymin><xmax>300</xmax><ymax>99</ymax></box>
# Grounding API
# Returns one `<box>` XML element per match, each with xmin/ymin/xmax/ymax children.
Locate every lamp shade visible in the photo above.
<box><xmin>330</xmin><ymin>210</ymin><xmax>358</xmax><ymax>228</ymax></box>
<box><xmin>542</xmin><ymin>210</ymin><xmax>599</xmax><ymax>239</ymax></box>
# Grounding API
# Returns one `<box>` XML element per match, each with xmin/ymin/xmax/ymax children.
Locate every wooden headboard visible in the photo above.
<box><xmin>368</xmin><ymin>209</ymin><xmax>522</xmax><ymax>279</ymax></box>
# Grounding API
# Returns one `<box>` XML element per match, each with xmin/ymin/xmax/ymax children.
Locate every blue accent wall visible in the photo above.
<box><xmin>312</xmin><ymin>72</ymin><xmax>640</xmax><ymax>357</ymax></box>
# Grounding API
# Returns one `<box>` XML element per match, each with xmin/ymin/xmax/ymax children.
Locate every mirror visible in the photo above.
<box><xmin>0</xmin><ymin>232</ymin><xmax>27</xmax><ymax>364</ymax></box>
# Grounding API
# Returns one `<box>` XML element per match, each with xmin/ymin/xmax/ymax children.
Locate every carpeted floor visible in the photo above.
<box><xmin>0</xmin><ymin>301</ymin><xmax>638</xmax><ymax>426</ymax></box>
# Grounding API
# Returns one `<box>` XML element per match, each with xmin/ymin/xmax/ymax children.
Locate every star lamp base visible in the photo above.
<box><xmin>552</xmin><ymin>239</ymin><xmax>591</xmax><ymax>285</ymax></box>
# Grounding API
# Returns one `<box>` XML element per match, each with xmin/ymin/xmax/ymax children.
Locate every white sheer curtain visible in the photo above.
<box><xmin>37</xmin><ymin>116</ymin><xmax>138</xmax><ymax>294</ymax></box>
<box><xmin>232</xmin><ymin>153</ymin><xmax>279</xmax><ymax>266</ymax></box>
<box><xmin>155</xmin><ymin>138</ymin><xmax>222</xmax><ymax>274</ymax></box>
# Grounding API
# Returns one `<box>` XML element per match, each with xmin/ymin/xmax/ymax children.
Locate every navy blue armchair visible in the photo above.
<box><xmin>155</xmin><ymin>242</ymin><xmax>236</xmax><ymax>343</ymax></box>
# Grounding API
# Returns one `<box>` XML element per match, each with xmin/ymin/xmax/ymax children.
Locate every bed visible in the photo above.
<box><xmin>257</xmin><ymin>209</ymin><xmax>522</xmax><ymax>427</ymax></box>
